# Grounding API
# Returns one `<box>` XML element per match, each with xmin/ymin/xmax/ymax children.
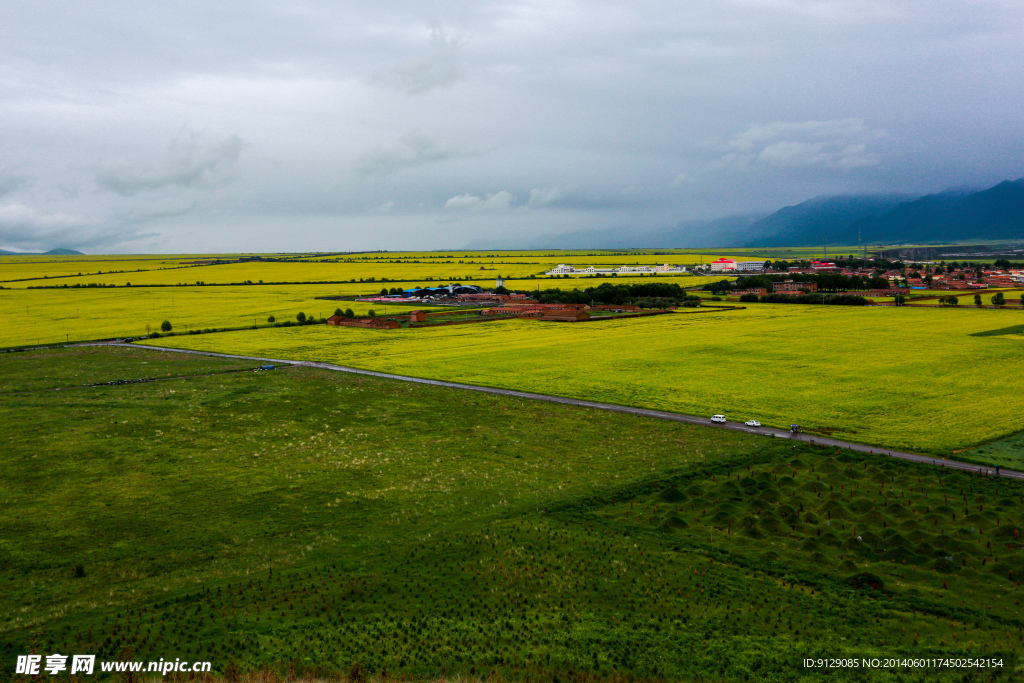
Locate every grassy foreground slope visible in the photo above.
<box><xmin>2</xmin><ymin>347</ymin><xmax>1022</xmax><ymax>682</ymax></box>
<box><xmin>143</xmin><ymin>305</ymin><xmax>1024</xmax><ymax>455</ymax></box>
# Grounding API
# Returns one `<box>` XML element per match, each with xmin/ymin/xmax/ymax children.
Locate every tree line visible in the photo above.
<box><xmin>706</xmin><ymin>273</ymin><xmax>893</xmax><ymax>294</ymax></box>
<box><xmin>530</xmin><ymin>282</ymin><xmax>698</xmax><ymax>306</ymax></box>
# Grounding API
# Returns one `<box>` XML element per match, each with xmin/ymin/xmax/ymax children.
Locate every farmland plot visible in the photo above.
<box><xmin>144</xmin><ymin>305</ymin><xmax>1024</xmax><ymax>455</ymax></box>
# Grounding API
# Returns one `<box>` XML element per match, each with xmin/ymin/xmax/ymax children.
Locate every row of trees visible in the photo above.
<box><xmin>739</xmin><ymin>293</ymin><xmax>869</xmax><ymax>306</ymax></box>
<box><xmin>534</xmin><ymin>281</ymin><xmax>690</xmax><ymax>305</ymax></box>
<box><xmin>961</xmin><ymin>292</ymin><xmax>1008</xmax><ymax>306</ymax></box>
<box><xmin>708</xmin><ymin>273</ymin><xmax>893</xmax><ymax>294</ymax></box>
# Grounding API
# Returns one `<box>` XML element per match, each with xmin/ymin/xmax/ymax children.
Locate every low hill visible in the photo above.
<box><xmin>742</xmin><ymin>194</ymin><xmax>911</xmax><ymax>247</ymax></box>
<box><xmin>0</xmin><ymin>247</ymin><xmax>85</xmax><ymax>256</ymax></box>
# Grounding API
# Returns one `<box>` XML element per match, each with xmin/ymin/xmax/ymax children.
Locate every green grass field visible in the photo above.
<box><xmin>140</xmin><ymin>305</ymin><xmax>1024</xmax><ymax>456</ymax></box>
<box><xmin>2</xmin><ymin>347</ymin><xmax>1021</xmax><ymax>682</ymax></box>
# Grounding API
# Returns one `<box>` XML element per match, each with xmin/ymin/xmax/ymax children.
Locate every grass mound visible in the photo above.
<box><xmin>847</xmin><ymin>572</ymin><xmax>885</xmax><ymax>590</ymax></box>
<box><xmin>659</xmin><ymin>486</ymin><xmax>685</xmax><ymax>503</ymax></box>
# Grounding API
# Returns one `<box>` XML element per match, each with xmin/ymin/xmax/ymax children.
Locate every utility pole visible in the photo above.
<box><xmin>823</xmin><ymin>237</ymin><xmax>827</xmax><ymax>262</ymax></box>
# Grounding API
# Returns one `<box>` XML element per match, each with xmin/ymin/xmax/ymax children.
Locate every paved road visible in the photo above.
<box><xmin>89</xmin><ymin>342</ymin><xmax>1024</xmax><ymax>482</ymax></box>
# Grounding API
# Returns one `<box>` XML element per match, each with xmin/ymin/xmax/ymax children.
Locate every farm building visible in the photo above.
<box><xmin>538</xmin><ymin>308</ymin><xmax>591</xmax><ymax>322</ymax></box>
<box><xmin>482</xmin><ymin>303</ymin><xmax>590</xmax><ymax>318</ymax></box>
<box><xmin>482</xmin><ymin>303</ymin><xmax>592</xmax><ymax>321</ymax></box>
<box><xmin>409</xmin><ymin>310</ymin><xmax>427</xmax><ymax>323</ymax></box>
<box><xmin>592</xmin><ymin>304</ymin><xmax>641</xmax><ymax>312</ymax></box>
<box><xmin>327</xmin><ymin>316</ymin><xmax>401</xmax><ymax>329</ymax></box>
<box><xmin>773</xmin><ymin>281</ymin><xmax>818</xmax><ymax>292</ymax></box>
<box><xmin>482</xmin><ymin>306</ymin><xmax>545</xmax><ymax>318</ymax></box>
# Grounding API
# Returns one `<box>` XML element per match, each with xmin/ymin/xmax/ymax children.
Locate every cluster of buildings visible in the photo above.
<box><xmin>916</xmin><ymin>268</ymin><xmax>1024</xmax><ymax>290</ymax></box>
<box><xmin>788</xmin><ymin>263</ymin><xmax>1024</xmax><ymax>290</ymax></box>
<box><xmin>327</xmin><ymin>315</ymin><xmax>401</xmax><ymax>329</ymax></box>
<box><xmin>732</xmin><ymin>281</ymin><xmax>820</xmax><ymax>297</ymax></box>
<box><xmin>544</xmin><ymin>263</ymin><xmax>687</xmax><ymax>275</ymax></box>
<box><xmin>706</xmin><ymin>259</ymin><xmax>770</xmax><ymax>273</ymax></box>
<box><xmin>481</xmin><ymin>302</ymin><xmax>591</xmax><ymax>322</ymax></box>
<box><xmin>358</xmin><ymin>284</ymin><xmax>486</xmax><ymax>304</ymax></box>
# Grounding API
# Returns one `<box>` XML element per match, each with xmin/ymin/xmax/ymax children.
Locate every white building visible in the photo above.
<box><xmin>709</xmin><ymin>259</ymin><xmax>737</xmax><ymax>272</ymax></box>
<box><xmin>545</xmin><ymin>263</ymin><xmax>686</xmax><ymax>276</ymax></box>
<box><xmin>736</xmin><ymin>261</ymin><xmax>767</xmax><ymax>272</ymax></box>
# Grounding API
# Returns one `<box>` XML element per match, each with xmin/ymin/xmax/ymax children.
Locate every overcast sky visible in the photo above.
<box><xmin>1</xmin><ymin>0</ymin><xmax>1022</xmax><ymax>252</ymax></box>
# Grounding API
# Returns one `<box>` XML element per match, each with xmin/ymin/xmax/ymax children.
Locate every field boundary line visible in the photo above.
<box><xmin>101</xmin><ymin>342</ymin><xmax>1024</xmax><ymax>482</ymax></box>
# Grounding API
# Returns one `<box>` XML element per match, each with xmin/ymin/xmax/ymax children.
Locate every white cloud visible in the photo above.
<box><xmin>97</xmin><ymin>131</ymin><xmax>243</xmax><ymax>196</ymax></box>
<box><xmin>444</xmin><ymin>190</ymin><xmax>518</xmax><ymax>212</ymax></box>
<box><xmin>371</xmin><ymin>26</ymin><xmax>464</xmax><ymax>95</ymax></box>
<box><xmin>444</xmin><ymin>193</ymin><xmax>484</xmax><ymax>210</ymax></box>
<box><xmin>528</xmin><ymin>187</ymin><xmax>563</xmax><ymax>207</ymax></box>
<box><xmin>716</xmin><ymin>118</ymin><xmax>882</xmax><ymax>171</ymax></box>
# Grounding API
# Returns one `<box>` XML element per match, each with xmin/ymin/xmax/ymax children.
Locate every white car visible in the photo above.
<box><xmin>745</xmin><ymin>420</ymin><xmax>761</xmax><ymax>427</ymax></box>
<box><xmin>710</xmin><ymin>414</ymin><xmax>727</xmax><ymax>423</ymax></box>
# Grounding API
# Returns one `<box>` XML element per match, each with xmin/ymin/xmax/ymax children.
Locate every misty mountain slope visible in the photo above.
<box><xmin>741</xmin><ymin>194</ymin><xmax>912</xmax><ymax>247</ymax></box>
<box><xmin>842</xmin><ymin>190</ymin><xmax>969</xmax><ymax>245</ymax></box>
<box><xmin>844</xmin><ymin>179</ymin><xmax>1024</xmax><ymax>243</ymax></box>
<box><xmin>516</xmin><ymin>215</ymin><xmax>764</xmax><ymax>249</ymax></box>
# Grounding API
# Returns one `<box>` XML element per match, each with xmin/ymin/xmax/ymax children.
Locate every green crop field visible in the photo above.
<box><xmin>2</xmin><ymin>347</ymin><xmax>1021</xmax><ymax>682</ymax></box>
<box><xmin>142</xmin><ymin>304</ymin><xmax>1024</xmax><ymax>456</ymax></box>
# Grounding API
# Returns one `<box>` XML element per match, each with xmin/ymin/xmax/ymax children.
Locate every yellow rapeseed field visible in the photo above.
<box><xmin>0</xmin><ymin>249</ymin><xmax>730</xmax><ymax>347</ymax></box>
<box><xmin>0</xmin><ymin>256</ymin><xmax>211</xmax><ymax>283</ymax></box>
<box><xmin>141</xmin><ymin>304</ymin><xmax>1024</xmax><ymax>454</ymax></box>
<box><xmin>3</xmin><ymin>251</ymin><xmax>739</xmax><ymax>288</ymax></box>
<box><xmin>0</xmin><ymin>285</ymin><xmax>443</xmax><ymax>347</ymax></box>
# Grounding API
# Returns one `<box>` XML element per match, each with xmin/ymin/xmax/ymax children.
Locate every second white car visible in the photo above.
<box><xmin>745</xmin><ymin>420</ymin><xmax>761</xmax><ymax>427</ymax></box>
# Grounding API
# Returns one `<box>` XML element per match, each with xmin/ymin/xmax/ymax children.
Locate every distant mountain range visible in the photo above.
<box><xmin>0</xmin><ymin>248</ymin><xmax>84</xmax><ymax>256</ymax></box>
<box><xmin>521</xmin><ymin>178</ymin><xmax>1024</xmax><ymax>249</ymax></box>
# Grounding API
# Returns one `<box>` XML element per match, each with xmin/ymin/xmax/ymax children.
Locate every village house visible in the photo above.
<box><xmin>537</xmin><ymin>308</ymin><xmax>591</xmax><ymax>322</ymax></box>
<box><xmin>772</xmin><ymin>281</ymin><xmax>818</xmax><ymax>292</ymax></box>
<box><xmin>591</xmin><ymin>304</ymin><xmax>642</xmax><ymax>312</ymax></box>
<box><xmin>327</xmin><ymin>315</ymin><xmax>401</xmax><ymax>329</ymax></box>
